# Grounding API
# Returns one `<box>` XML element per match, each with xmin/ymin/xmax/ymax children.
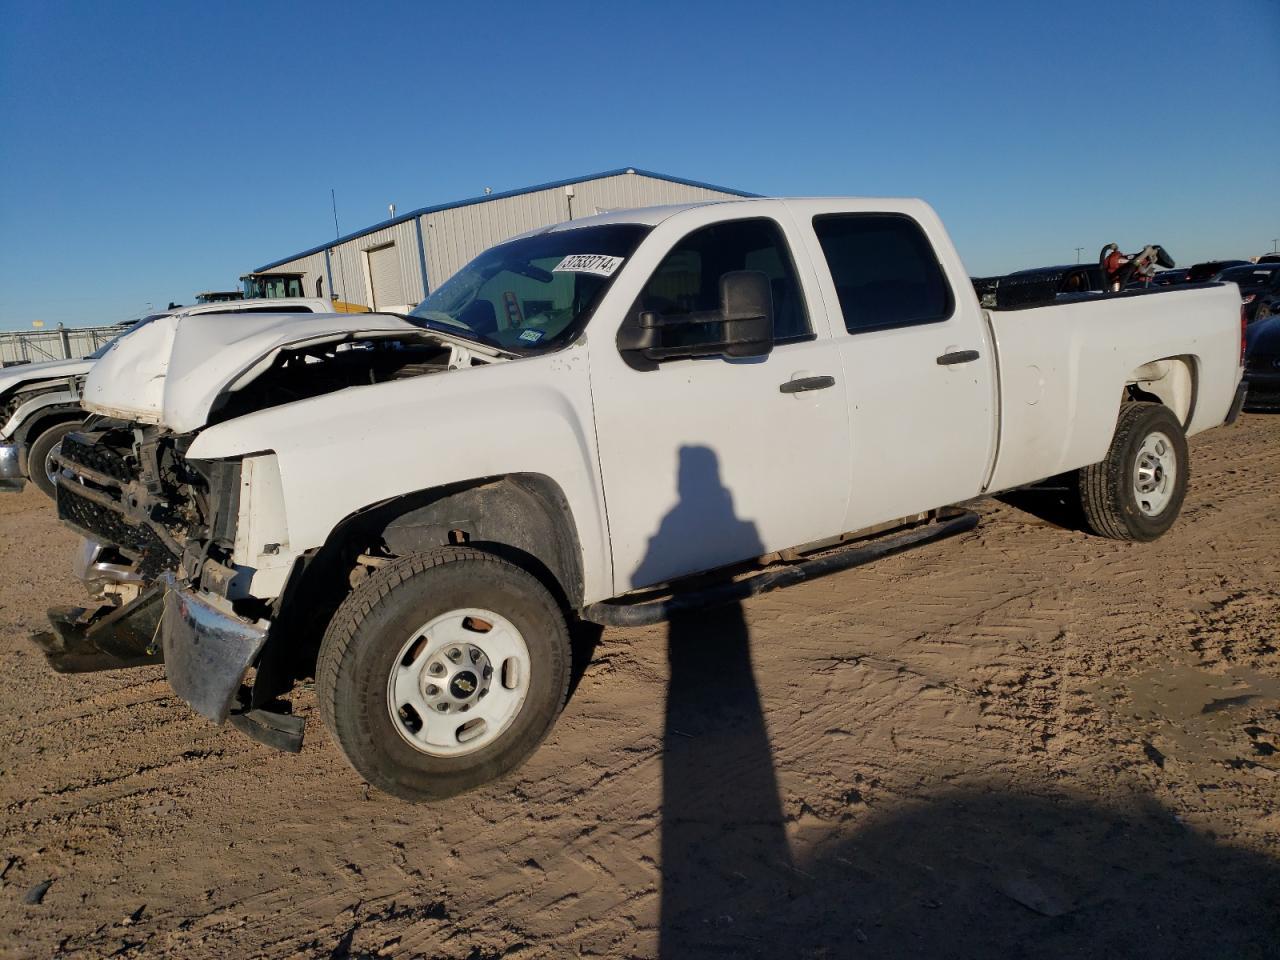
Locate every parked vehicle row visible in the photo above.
<box><xmin>1217</xmin><ymin>263</ymin><xmax>1280</xmax><ymax>324</ymax></box>
<box><xmin>30</xmin><ymin>197</ymin><xmax>1248</xmax><ymax>801</ymax></box>
<box><xmin>1160</xmin><ymin>261</ymin><xmax>1280</xmax><ymax>324</ymax></box>
<box><xmin>1186</xmin><ymin>260</ymin><xmax>1250</xmax><ymax>284</ymax></box>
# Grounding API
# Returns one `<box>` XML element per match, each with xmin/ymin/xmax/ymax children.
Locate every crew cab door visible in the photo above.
<box><xmin>794</xmin><ymin>202</ymin><xmax>996</xmax><ymax>531</ymax></box>
<box><xmin>588</xmin><ymin>208</ymin><xmax>852</xmax><ymax>593</ymax></box>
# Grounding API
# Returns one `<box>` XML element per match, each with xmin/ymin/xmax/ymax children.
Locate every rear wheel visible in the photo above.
<box><xmin>1079</xmin><ymin>402</ymin><xmax>1188</xmax><ymax>541</ymax></box>
<box><xmin>316</xmin><ymin>547</ymin><xmax>571</xmax><ymax>801</ymax></box>
<box><xmin>27</xmin><ymin>421</ymin><xmax>82</xmax><ymax>499</ymax></box>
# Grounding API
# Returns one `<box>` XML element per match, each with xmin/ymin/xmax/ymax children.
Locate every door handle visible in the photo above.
<box><xmin>936</xmin><ymin>350</ymin><xmax>980</xmax><ymax>366</ymax></box>
<box><xmin>779</xmin><ymin>375</ymin><xmax>837</xmax><ymax>394</ymax></box>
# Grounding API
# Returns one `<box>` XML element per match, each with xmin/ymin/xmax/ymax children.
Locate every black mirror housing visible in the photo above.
<box><xmin>617</xmin><ymin>270</ymin><xmax>775</xmax><ymax>369</ymax></box>
<box><xmin>719</xmin><ymin>270</ymin><xmax>774</xmax><ymax>359</ymax></box>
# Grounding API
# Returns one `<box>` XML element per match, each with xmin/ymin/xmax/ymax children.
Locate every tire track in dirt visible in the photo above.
<box><xmin>1</xmin><ymin>415</ymin><xmax>1277</xmax><ymax>958</ymax></box>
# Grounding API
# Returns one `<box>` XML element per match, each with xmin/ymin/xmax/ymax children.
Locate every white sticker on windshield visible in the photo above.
<box><xmin>553</xmin><ymin>254</ymin><xmax>625</xmax><ymax>277</ymax></box>
<box><xmin>518</xmin><ymin>329</ymin><xmax>544</xmax><ymax>343</ymax></box>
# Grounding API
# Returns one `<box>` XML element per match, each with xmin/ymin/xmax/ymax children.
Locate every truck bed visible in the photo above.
<box><xmin>984</xmin><ymin>282</ymin><xmax>1242</xmax><ymax>493</ymax></box>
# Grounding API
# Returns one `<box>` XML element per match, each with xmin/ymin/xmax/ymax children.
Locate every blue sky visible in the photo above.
<box><xmin>1</xmin><ymin>0</ymin><xmax>1277</xmax><ymax>330</ymax></box>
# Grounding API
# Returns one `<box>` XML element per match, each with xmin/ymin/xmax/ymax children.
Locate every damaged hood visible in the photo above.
<box><xmin>83</xmin><ymin>311</ymin><xmax>421</xmax><ymax>432</ymax></box>
<box><xmin>0</xmin><ymin>356</ymin><xmax>95</xmax><ymax>396</ymax></box>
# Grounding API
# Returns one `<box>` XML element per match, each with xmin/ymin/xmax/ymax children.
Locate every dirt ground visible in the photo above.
<box><xmin>1</xmin><ymin>414</ymin><xmax>1278</xmax><ymax>959</ymax></box>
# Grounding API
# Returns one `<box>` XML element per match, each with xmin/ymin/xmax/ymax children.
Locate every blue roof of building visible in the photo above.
<box><xmin>253</xmin><ymin>167</ymin><xmax>756</xmax><ymax>272</ymax></box>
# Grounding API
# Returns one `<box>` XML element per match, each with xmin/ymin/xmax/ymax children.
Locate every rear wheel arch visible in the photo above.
<box><xmin>1125</xmin><ymin>355</ymin><xmax>1197</xmax><ymax>428</ymax></box>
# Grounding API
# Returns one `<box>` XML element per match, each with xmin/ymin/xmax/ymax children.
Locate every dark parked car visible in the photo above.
<box><xmin>1244</xmin><ymin>314</ymin><xmax>1280</xmax><ymax>411</ymax></box>
<box><xmin>1186</xmin><ymin>260</ymin><xmax>1250</xmax><ymax>283</ymax></box>
<box><xmin>1150</xmin><ymin>268</ymin><xmax>1190</xmax><ymax>286</ymax></box>
<box><xmin>1216</xmin><ymin>263</ymin><xmax>1280</xmax><ymax>324</ymax></box>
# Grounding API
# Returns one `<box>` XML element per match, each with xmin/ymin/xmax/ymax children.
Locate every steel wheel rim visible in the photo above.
<box><xmin>45</xmin><ymin>440</ymin><xmax>63</xmax><ymax>487</ymax></box>
<box><xmin>1133</xmin><ymin>430</ymin><xmax>1177</xmax><ymax>517</ymax></box>
<box><xmin>386</xmin><ymin>607</ymin><xmax>531</xmax><ymax>757</ymax></box>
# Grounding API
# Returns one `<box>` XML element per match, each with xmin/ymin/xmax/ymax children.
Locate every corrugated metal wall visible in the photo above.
<box><xmin>421</xmin><ymin>172</ymin><xmax>737</xmax><ymax>290</ymax></box>
<box><xmin>260</xmin><ymin>172</ymin><xmax>740</xmax><ymax>311</ymax></box>
<box><xmin>422</xmin><ymin>188</ymin><xmax>569</xmax><ymax>291</ymax></box>
<box><xmin>274</xmin><ymin>250</ymin><xmax>328</xmax><ymax>301</ymax></box>
<box><xmin>323</xmin><ymin>219</ymin><xmax>424</xmax><ymax>308</ymax></box>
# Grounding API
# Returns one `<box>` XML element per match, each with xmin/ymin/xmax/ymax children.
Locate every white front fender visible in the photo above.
<box><xmin>187</xmin><ymin>345</ymin><xmax>613</xmax><ymax>604</ymax></box>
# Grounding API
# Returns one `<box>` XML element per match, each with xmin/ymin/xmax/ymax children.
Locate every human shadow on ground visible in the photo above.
<box><xmin>666</xmin><ymin>784</ymin><xmax>1280</xmax><ymax>960</ymax></box>
<box><xmin>633</xmin><ymin>446</ymin><xmax>793</xmax><ymax>958</ymax></box>
<box><xmin>641</xmin><ymin>453</ymin><xmax>1280</xmax><ymax>959</ymax></box>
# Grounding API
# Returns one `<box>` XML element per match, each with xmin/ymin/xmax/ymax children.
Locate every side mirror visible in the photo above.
<box><xmin>719</xmin><ymin>270</ymin><xmax>775</xmax><ymax>358</ymax></box>
<box><xmin>618</xmin><ymin>270</ymin><xmax>774</xmax><ymax>369</ymax></box>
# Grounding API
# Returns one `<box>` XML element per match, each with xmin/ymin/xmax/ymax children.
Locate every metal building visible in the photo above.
<box><xmin>250</xmin><ymin>168</ymin><xmax>753</xmax><ymax>312</ymax></box>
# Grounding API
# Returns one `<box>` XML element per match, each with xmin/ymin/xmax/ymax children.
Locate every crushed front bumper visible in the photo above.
<box><xmin>159</xmin><ymin>573</ymin><xmax>269</xmax><ymax>723</ymax></box>
<box><xmin>33</xmin><ymin>563</ymin><xmax>266</xmax><ymax>713</ymax></box>
<box><xmin>34</xmin><ymin>581</ymin><xmax>165</xmax><ymax>673</ymax></box>
<box><xmin>65</xmin><ymin>541</ymin><xmax>267</xmax><ymax>723</ymax></box>
<box><xmin>160</xmin><ymin>577</ymin><xmax>302</xmax><ymax>751</ymax></box>
<box><xmin>32</xmin><ymin>576</ymin><xmax>303</xmax><ymax>751</ymax></box>
<box><xmin>0</xmin><ymin>443</ymin><xmax>25</xmax><ymax>492</ymax></box>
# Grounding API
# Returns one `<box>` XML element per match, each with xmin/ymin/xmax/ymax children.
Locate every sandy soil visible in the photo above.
<box><xmin>1</xmin><ymin>415</ymin><xmax>1278</xmax><ymax>959</ymax></box>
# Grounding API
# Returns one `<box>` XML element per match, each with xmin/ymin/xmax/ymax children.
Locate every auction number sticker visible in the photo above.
<box><xmin>552</xmin><ymin>254</ymin><xmax>625</xmax><ymax>277</ymax></box>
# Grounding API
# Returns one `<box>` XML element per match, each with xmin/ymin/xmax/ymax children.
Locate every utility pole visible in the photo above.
<box><xmin>1074</xmin><ymin>247</ymin><xmax>1084</xmax><ymax>264</ymax></box>
<box><xmin>1272</xmin><ymin>239</ymin><xmax>1278</xmax><ymax>254</ymax></box>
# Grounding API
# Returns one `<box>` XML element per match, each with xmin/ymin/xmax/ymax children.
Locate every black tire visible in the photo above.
<box><xmin>316</xmin><ymin>547</ymin><xmax>571</xmax><ymax>801</ymax></box>
<box><xmin>1079</xmin><ymin>402</ymin><xmax>1188</xmax><ymax>541</ymax></box>
<box><xmin>27</xmin><ymin>421</ymin><xmax>82</xmax><ymax>499</ymax></box>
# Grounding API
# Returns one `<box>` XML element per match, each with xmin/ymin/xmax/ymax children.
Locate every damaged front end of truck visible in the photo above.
<box><xmin>37</xmin><ymin>414</ymin><xmax>306</xmax><ymax>747</ymax></box>
<box><xmin>34</xmin><ymin>315</ymin><xmax>495</xmax><ymax>751</ymax></box>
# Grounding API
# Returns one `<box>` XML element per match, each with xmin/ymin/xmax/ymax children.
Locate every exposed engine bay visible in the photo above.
<box><xmin>208</xmin><ymin>334</ymin><xmax>467</xmax><ymax>424</ymax></box>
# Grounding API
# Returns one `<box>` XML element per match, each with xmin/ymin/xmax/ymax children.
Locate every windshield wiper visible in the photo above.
<box><xmin>381</xmin><ymin>310</ymin><xmax>474</xmax><ymax>337</ymax></box>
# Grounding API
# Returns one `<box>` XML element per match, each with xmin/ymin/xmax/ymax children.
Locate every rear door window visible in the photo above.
<box><xmin>812</xmin><ymin>214</ymin><xmax>953</xmax><ymax>333</ymax></box>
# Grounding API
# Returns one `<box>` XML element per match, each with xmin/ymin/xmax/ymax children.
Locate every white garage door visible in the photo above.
<box><xmin>367</xmin><ymin>244</ymin><xmax>404</xmax><ymax>310</ymax></box>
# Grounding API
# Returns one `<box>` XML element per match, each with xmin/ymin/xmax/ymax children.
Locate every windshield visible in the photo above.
<box><xmin>243</xmin><ymin>275</ymin><xmax>305</xmax><ymax>299</ymax></box>
<box><xmin>408</xmin><ymin>224</ymin><xmax>650</xmax><ymax>352</ymax></box>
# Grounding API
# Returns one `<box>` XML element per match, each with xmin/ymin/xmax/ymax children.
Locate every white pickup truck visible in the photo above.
<box><xmin>39</xmin><ymin>198</ymin><xmax>1247</xmax><ymax>801</ymax></box>
<box><xmin>1</xmin><ymin>298</ymin><xmax>335</xmax><ymax>497</ymax></box>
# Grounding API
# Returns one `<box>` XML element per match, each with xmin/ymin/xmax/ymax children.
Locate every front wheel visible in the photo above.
<box><xmin>27</xmin><ymin>421</ymin><xmax>82</xmax><ymax>499</ymax></box>
<box><xmin>1079</xmin><ymin>402</ymin><xmax>1189</xmax><ymax>541</ymax></box>
<box><xmin>316</xmin><ymin>547</ymin><xmax>571</xmax><ymax>801</ymax></box>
